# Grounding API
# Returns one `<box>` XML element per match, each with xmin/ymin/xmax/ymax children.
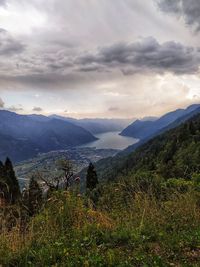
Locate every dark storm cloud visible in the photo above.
<box><xmin>32</xmin><ymin>107</ymin><xmax>43</xmax><ymax>112</ymax></box>
<box><xmin>78</xmin><ymin>37</ymin><xmax>200</xmax><ymax>75</ymax></box>
<box><xmin>157</xmin><ymin>0</ymin><xmax>200</xmax><ymax>32</ymax></box>
<box><xmin>0</xmin><ymin>29</ymin><xmax>25</xmax><ymax>56</ymax></box>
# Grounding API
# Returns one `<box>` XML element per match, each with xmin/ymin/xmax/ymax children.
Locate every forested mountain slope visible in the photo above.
<box><xmin>122</xmin><ymin>105</ymin><xmax>200</xmax><ymax>155</ymax></box>
<box><xmin>0</xmin><ymin>133</ymin><xmax>39</xmax><ymax>163</ymax></box>
<box><xmin>93</xmin><ymin>112</ymin><xmax>200</xmax><ymax>182</ymax></box>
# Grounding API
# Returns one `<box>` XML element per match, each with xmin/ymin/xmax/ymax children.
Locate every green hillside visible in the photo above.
<box><xmin>1</xmin><ymin>114</ymin><xmax>200</xmax><ymax>266</ymax></box>
<box><xmin>117</xmin><ymin>113</ymin><xmax>200</xmax><ymax>179</ymax></box>
<box><xmin>93</xmin><ymin>113</ymin><xmax>200</xmax><ymax>184</ymax></box>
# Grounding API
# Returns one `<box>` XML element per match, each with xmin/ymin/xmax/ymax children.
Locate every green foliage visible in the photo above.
<box><xmin>86</xmin><ymin>163</ymin><xmax>99</xmax><ymax>191</ymax></box>
<box><xmin>24</xmin><ymin>176</ymin><xmax>43</xmax><ymax>216</ymax></box>
<box><xmin>192</xmin><ymin>173</ymin><xmax>200</xmax><ymax>184</ymax></box>
<box><xmin>162</xmin><ymin>178</ymin><xmax>194</xmax><ymax>193</ymax></box>
<box><xmin>1</xmin><ymin>185</ymin><xmax>200</xmax><ymax>266</ymax></box>
<box><xmin>0</xmin><ymin>157</ymin><xmax>21</xmax><ymax>204</ymax></box>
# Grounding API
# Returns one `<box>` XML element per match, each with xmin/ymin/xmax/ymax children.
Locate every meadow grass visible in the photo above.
<box><xmin>0</xmin><ymin>183</ymin><xmax>200</xmax><ymax>266</ymax></box>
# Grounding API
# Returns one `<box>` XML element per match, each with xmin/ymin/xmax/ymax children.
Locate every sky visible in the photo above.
<box><xmin>0</xmin><ymin>0</ymin><xmax>199</xmax><ymax>118</ymax></box>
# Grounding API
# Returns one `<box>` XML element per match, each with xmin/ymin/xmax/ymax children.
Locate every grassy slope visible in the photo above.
<box><xmin>1</xmin><ymin>188</ymin><xmax>200</xmax><ymax>266</ymax></box>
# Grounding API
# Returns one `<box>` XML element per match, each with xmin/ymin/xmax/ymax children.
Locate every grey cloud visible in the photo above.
<box><xmin>78</xmin><ymin>37</ymin><xmax>200</xmax><ymax>75</ymax></box>
<box><xmin>108</xmin><ymin>107</ymin><xmax>120</xmax><ymax>112</ymax></box>
<box><xmin>32</xmin><ymin>106</ymin><xmax>43</xmax><ymax>112</ymax></box>
<box><xmin>9</xmin><ymin>72</ymin><xmax>88</xmax><ymax>89</ymax></box>
<box><xmin>0</xmin><ymin>97</ymin><xmax>4</xmax><ymax>107</ymax></box>
<box><xmin>0</xmin><ymin>0</ymin><xmax>7</xmax><ymax>6</ymax></box>
<box><xmin>157</xmin><ymin>0</ymin><xmax>200</xmax><ymax>32</ymax></box>
<box><xmin>8</xmin><ymin>105</ymin><xmax>24</xmax><ymax>112</ymax></box>
<box><xmin>78</xmin><ymin>65</ymin><xmax>104</xmax><ymax>73</ymax></box>
<box><xmin>0</xmin><ymin>29</ymin><xmax>25</xmax><ymax>56</ymax></box>
<box><xmin>0</xmin><ymin>37</ymin><xmax>199</xmax><ymax>91</ymax></box>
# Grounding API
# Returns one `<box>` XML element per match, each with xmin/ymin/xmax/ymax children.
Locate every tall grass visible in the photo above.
<box><xmin>1</xmin><ymin>183</ymin><xmax>200</xmax><ymax>266</ymax></box>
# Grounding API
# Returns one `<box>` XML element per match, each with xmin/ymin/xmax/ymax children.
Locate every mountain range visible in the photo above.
<box><xmin>0</xmin><ymin>111</ymin><xmax>131</xmax><ymax>162</ymax></box>
<box><xmin>0</xmin><ymin>110</ymin><xmax>97</xmax><ymax>162</ymax></box>
<box><xmin>98</xmin><ymin>111</ymin><xmax>200</xmax><ymax>183</ymax></box>
<box><xmin>86</xmin><ymin>104</ymin><xmax>200</xmax><ymax>182</ymax></box>
<box><xmin>49</xmin><ymin>115</ymin><xmax>132</xmax><ymax>134</ymax></box>
<box><xmin>120</xmin><ymin>104</ymin><xmax>200</xmax><ymax>139</ymax></box>
<box><xmin>0</xmin><ymin>104</ymin><xmax>200</xmax><ymax>164</ymax></box>
<box><xmin>122</xmin><ymin>104</ymin><xmax>200</xmax><ymax>155</ymax></box>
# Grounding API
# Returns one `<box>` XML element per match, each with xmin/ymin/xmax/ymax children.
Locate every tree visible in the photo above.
<box><xmin>4</xmin><ymin>157</ymin><xmax>21</xmax><ymax>203</ymax></box>
<box><xmin>40</xmin><ymin>158</ymin><xmax>74</xmax><ymax>192</ymax></box>
<box><xmin>86</xmin><ymin>163</ymin><xmax>98</xmax><ymax>191</ymax></box>
<box><xmin>58</xmin><ymin>159</ymin><xmax>74</xmax><ymax>190</ymax></box>
<box><xmin>27</xmin><ymin>176</ymin><xmax>43</xmax><ymax>216</ymax></box>
<box><xmin>0</xmin><ymin>161</ymin><xmax>8</xmax><ymax>203</ymax></box>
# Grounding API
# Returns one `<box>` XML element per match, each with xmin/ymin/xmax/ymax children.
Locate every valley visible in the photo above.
<box><xmin>15</xmin><ymin>147</ymin><xmax>119</xmax><ymax>188</ymax></box>
<box><xmin>1</xmin><ymin>104</ymin><xmax>200</xmax><ymax>266</ymax></box>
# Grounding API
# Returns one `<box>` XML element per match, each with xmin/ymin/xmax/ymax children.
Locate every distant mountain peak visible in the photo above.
<box><xmin>120</xmin><ymin>103</ymin><xmax>200</xmax><ymax>139</ymax></box>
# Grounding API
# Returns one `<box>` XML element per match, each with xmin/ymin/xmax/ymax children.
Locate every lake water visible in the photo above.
<box><xmin>79</xmin><ymin>131</ymin><xmax>139</xmax><ymax>150</ymax></box>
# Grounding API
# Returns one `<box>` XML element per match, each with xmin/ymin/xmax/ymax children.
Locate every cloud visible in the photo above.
<box><xmin>157</xmin><ymin>0</ymin><xmax>200</xmax><ymax>32</ymax></box>
<box><xmin>32</xmin><ymin>106</ymin><xmax>43</xmax><ymax>112</ymax></box>
<box><xmin>0</xmin><ymin>0</ymin><xmax>199</xmax><ymax>119</ymax></box>
<box><xmin>78</xmin><ymin>37</ymin><xmax>200</xmax><ymax>75</ymax></box>
<box><xmin>0</xmin><ymin>1</ymin><xmax>198</xmax><ymax>93</ymax></box>
<box><xmin>8</xmin><ymin>105</ymin><xmax>24</xmax><ymax>112</ymax></box>
<box><xmin>0</xmin><ymin>37</ymin><xmax>199</xmax><ymax>92</ymax></box>
<box><xmin>0</xmin><ymin>0</ymin><xmax>6</xmax><ymax>6</ymax></box>
<box><xmin>0</xmin><ymin>97</ymin><xmax>4</xmax><ymax>107</ymax></box>
<box><xmin>108</xmin><ymin>107</ymin><xmax>120</xmax><ymax>112</ymax></box>
<box><xmin>0</xmin><ymin>29</ymin><xmax>25</xmax><ymax>56</ymax></box>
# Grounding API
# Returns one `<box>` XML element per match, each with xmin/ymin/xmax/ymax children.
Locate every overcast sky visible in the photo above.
<box><xmin>0</xmin><ymin>0</ymin><xmax>199</xmax><ymax>118</ymax></box>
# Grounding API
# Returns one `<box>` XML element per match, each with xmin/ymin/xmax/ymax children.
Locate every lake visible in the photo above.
<box><xmin>79</xmin><ymin>131</ymin><xmax>139</xmax><ymax>150</ymax></box>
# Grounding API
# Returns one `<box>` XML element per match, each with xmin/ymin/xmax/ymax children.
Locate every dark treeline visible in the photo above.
<box><xmin>0</xmin><ymin>158</ymin><xmax>99</xmax><ymax>219</ymax></box>
<box><xmin>0</xmin><ymin>157</ymin><xmax>21</xmax><ymax>204</ymax></box>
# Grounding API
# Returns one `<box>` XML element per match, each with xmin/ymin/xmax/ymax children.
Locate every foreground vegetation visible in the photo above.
<box><xmin>1</xmin><ymin>176</ymin><xmax>200</xmax><ymax>266</ymax></box>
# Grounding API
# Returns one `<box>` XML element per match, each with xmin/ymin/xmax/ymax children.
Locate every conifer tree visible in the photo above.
<box><xmin>86</xmin><ymin>163</ymin><xmax>98</xmax><ymax>191</ymax></box>
<box><xmin>27</xmin><ymin>176</ymin><xmax>43</xmax><ymax>216</ymax></box>
<box><xmin>0</xmin><ymin>161</ymin><xmax>7</xmax><ymax>202</ymax></box>
<box><xmin>4</xmin><ymin>157</ymin><xmax>21</xmax><ymax>203</ymax></box>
